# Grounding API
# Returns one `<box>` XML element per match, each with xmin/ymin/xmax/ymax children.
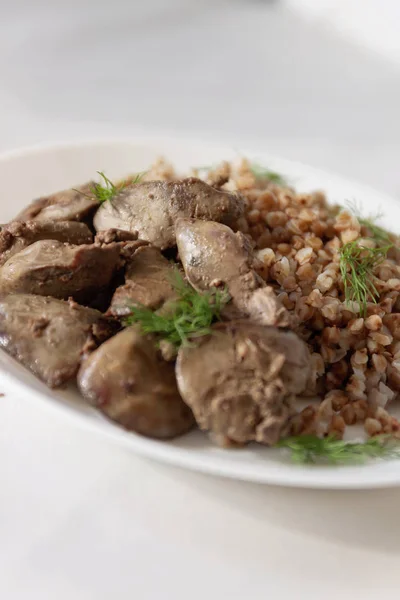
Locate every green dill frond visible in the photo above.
<box><xmin>339</xmin><ymin>241</ymin><xmax>391</xmax><ymax>316</ymax></box>
<box><xmin>91</xmin><ymin>172</ymin><xmax>119</xmax><ymax>204</ymax></box>
<box><xmin>249</xmin><ymin>162</ymin><xmax>288</xmax><ymax>186</ymax></box>
<box><xmin>346</xmin><ymin>200</ymin><xmax>393</xmax><ymax>246</ymax></box>
<box><xmin>126</xmin><ymin>171</ymin><xmax>147</xmax><ymax>185</ymax></box>
<box><xmin>277</xmin><ymin>434</ymin><xmax>400</xmax><ymax>465</ymax></box>
<box><xmin>91</xmin><ymin>170</ymin><xmax>146</xmax><ymax>204</ymax></box>
<box><xmin>124</xmin><ymin>272</ymin><xmax>230</xmax><ymax>348</ymax></box>
<box><xmin>358</xmin><ymin>218</ymin><xmax>393</xmax><ymax>245</ymax></box>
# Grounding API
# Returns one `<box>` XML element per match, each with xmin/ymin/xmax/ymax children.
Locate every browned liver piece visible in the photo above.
<box><xmin>176</xmin><ymin>218</ymin><xmax>289</xmax><ymax>327</ymax></box>
<box><xmin>0</xmin><ymin>240</ymin><xmax>122</xmax><ymax>302</ymax></box>
<box><xmin>0</xmin><ymin>294</ymin><xmax>117</xmax><ymax>387</ymax></box>
<box><xmin>0</xmin><ymin>220</ymin><xmax>93</xmax><ymax>267</ymax></box>
<box><xmin>176</xmin><ymin>321</ymin><xmax>311</xmax><ymax>446</ymax></box>
<box><xmin>14</xmin><ymin>182</ymin><xmax>98</xmax><ymax>223</ymax></box>
<box><xmin>93</xmin><ymin>178</ymin><xmax>244</xmax><ymax>249</ymax></box>
<box><xmin>78</xmin><ymin>326</ymin><xmax>195</xmax><ymax>439</ymax></box>
<box><xmin>109</xmin><ymin>245</ymin><xmax>178</xmax><ymax>317</ymax></box>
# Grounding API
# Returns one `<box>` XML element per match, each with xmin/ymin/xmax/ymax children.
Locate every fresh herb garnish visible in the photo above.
<box><xmin>358</xmin><ymin>217</ymin><xmax>392</xmax><ymax>246</ymax></box>
<box><xmin>250</xmin><ymin>163</ymin><xmax>288</xmax><ymax>186</ymax></box>
<box><xmin>91</xmin><ymin>171</ymin><xmax>145</xmax><ymax>204</ymax></box>
<box><xmin>126</xmin><ymin>171</ymin><xmax>147</xmax><ymax>185</ymax></box>
<box><xmin>339</xmin><ymin>241</ymin><xmax>391</xmax><ymax>317</ymax></box>
<box><xmin>277</xmin><ymin>434</ymin><xmax>400</xmax><ymax>465</ymax></box>
<box><xmin>124</xmin><ymin>272</ymin><xmax>230</xmax><ymax>348</ymax></box>
<box><xmin>347</xmin><ymin>201</ymin><xmax>393</xmax><ymax>246</ymax></box>
<box><xmin>91</xmin><ymin>172</ymin><xmax>121</xmax><ymax>204</ymax></box>
<box><xmin>338</xmin><ymin>203</ymin><xmax>398</xmax><ymax>315</ymax></box>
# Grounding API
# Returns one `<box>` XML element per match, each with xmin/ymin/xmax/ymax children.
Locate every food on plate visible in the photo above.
<box><xmin>94</xmin><ymin>228</ymin><xmax>144</xmax><ymax>245</ymax></box>
<box><xmin>109</xmin><ymin>245</ymin><xmax>178</xmax><ymax>316</ymax></box>
<box><xmin>277</xmin><ymin>434</ymin><xmax>400</xmax><ymax>464</ymax></box>
<box><xmin>2</xmin><ymin>157</ymin><xmax>400</xmax><ymax>464</ymax></box>
<box><xmin>175</xmin><ymin>217</ymin><xmax>289</xmax><ymax>326</ymax></box>
<box><xmin>0</xmin><ymin>239</ymin><xmax>123</xmax><ymax>302</ymax></box>
<box><xmin>0</xmin><ymin>294</ymin><xmax>117</xmax><ymax>387</ymax></box>
<box><xmin>78</xmin><ymin>326</ymin><xmax>195</xmax><ymax>439</ymax></box>
<box><xmin>0</xmin><ymin>220</ymin><xmax>93</xmax><ymax>267</ymax></box>
<box><xmin>14</xmin><ymin>181</ymin><xmax>98</xmax><ymax>223</ymax></box>
<box><xmin>176</xmin><ymin>321</ymin><xmax>310</xmax><ymax>447</ymax></box>
<box><xmin>124</xmin><ymin>272</ymin><xmax>229</xmax><ymax>354</ymax></box>
<box><xmin>93</xmin><ymin>177</ymin><xmax>244</xmax><ymax>249</ymax></box>
<box><xmin>175</xmin><ymin>217</ymin><xmax>258</xmax><ymax>296</ymax></box>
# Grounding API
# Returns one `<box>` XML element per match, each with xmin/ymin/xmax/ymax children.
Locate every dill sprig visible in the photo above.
<box><xmin>346</xmin><ymin>201</ymin><xmax>393</xmax><ymax>246</ymax></box>
<box><xmin>91</xmin><ymin>172</ymin><xmax>120</xmax><ymax>204</ymax></box>
<box><xmin>277</xmin><ymin>434</ymin><xmax>400</xmax><ymax>465</ymax></box>
<box><xmin>358</xmin><ymin>217</ymin><xmax>393</xmax><ymax>246</ymax></box>
<box><xmin>339</xmin><ymin>241</ymin><xmax>391</xmax><ymax>317</ymax></box>
<box><xmin>91</xmin><ymin>171</ymin><xmax>145</xmax><ymax>204</ymax></box>
<box><xmin>125</xmin><ymin>171</ymin><xmax>147</xmax><ymax>186</ymax></box>
<box><xmin>250</xmin><ymin>162</ymin><xmax>288</xmax><ymax>186</ymax></box>
<box><xmin>339</xmin><ymin>203</ymin><xmax>397</xmax><ymax>315</ymax></box>
<box><xmin>124</xmin><ymin>272</ymin><xmax>230</xmax><ymax>348</ymax></box>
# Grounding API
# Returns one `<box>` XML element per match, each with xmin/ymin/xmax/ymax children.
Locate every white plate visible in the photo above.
<box><xmin>1</xmin><ymin>136</ymin><xmax>400</xmax><ymax>489</ymax></box>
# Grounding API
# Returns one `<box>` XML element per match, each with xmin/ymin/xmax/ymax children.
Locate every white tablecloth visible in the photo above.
<box><xmin>1</xmin><ymin>2</ymin><xmax>400</xmax><ymax>598</ymax></box>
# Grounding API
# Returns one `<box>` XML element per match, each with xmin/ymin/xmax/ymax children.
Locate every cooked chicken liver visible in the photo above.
<box><xmin>0</xmin><ymin>240</ymin><xmax>122</xmax><ymax>301</ymax></box>
<box><xmin>0</xmin><ymin>220</ymin><xmax>93</xmax><ymax>267</ymax></box>
<box><xmin>95</xmin><ymin>229</ymin><xmax>142</xmax><ymax>244</ymax></box>
<box><xmin>78</xmin><ymin>326</ymin><xmax>194</xmax><ymax>438</ymax></box>
<box><xmin>176</xmin><ymin>218</ymin><xmax>288</xmax><ymax>326</ymax></box>
<box><xmin>176</xmin><ymin>217</ymin><xmax>255</xmax><ymax>292</ymax></box>
<box><xmin>109</xmin><ymin>245</ymin><xmax>178</xmax><ymax>316</ymax></box>
<box><xmin>14</xmin><ymin>182</ymin><xmax>98</xmax><ymax>223</ymax></box>
<box><xmin>93</xmin><ymin>178</ymin><xmax>244</xmax><ymax>249</ymax></box>
<box><xmin>176</xmin><ymin>321</ymin><xmax>311</xmax><ymax>446</ymax></box>
<box><xmin>0</xmin><ymin>294</ymin><xmax>116</xmax><ymax>387</ymax></box>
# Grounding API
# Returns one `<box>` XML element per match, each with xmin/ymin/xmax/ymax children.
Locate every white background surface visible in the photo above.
<box><xmin>1</xmin><ymin>1</ymin><xmax>400</xmax><ymax>598</ymax></box>
<box><xmin>285</xmin><ymin>0</ymin><xmax>400</xmax><ymax>65</ymax></box>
